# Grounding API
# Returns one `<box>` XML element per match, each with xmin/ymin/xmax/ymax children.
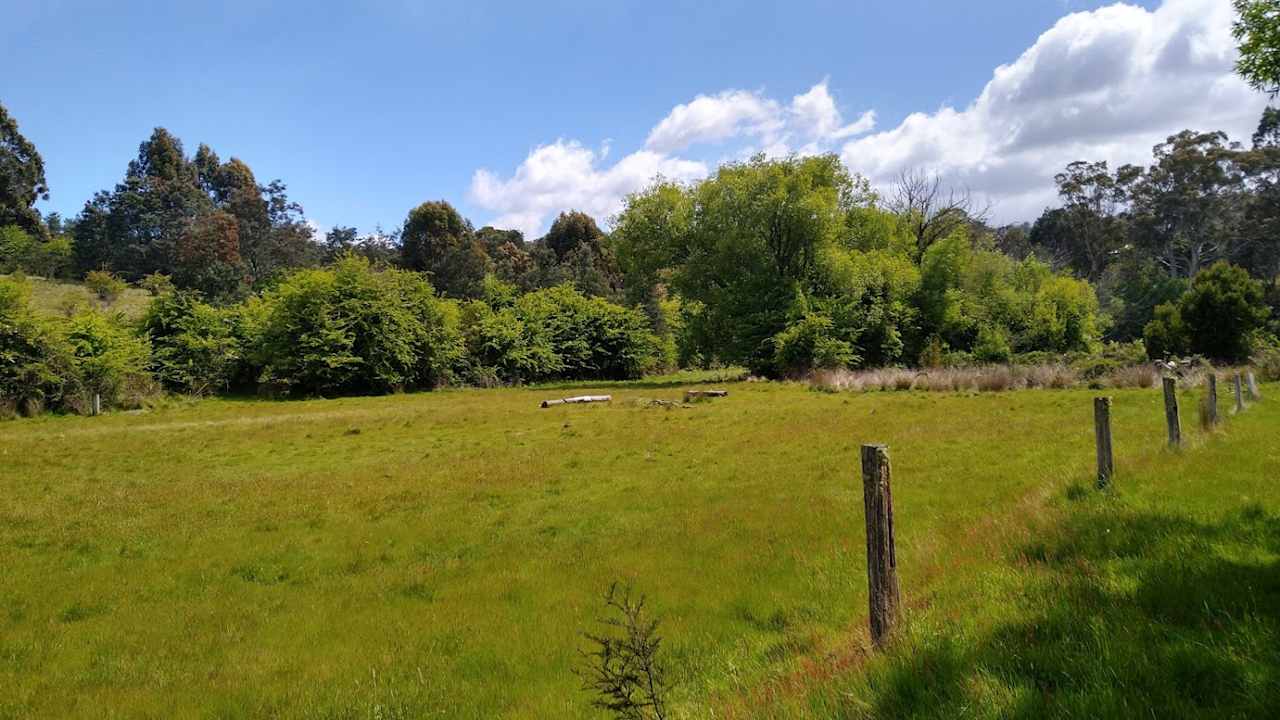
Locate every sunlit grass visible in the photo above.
<box><xmin>0</xmin><ymin>381</ymin><xmax>1270</xmax><ymax>717</ymax></box>
<box><xmin>0</xmin><ymin>273</ymin><xmax>153</xmax><ymax>321</ymax></box>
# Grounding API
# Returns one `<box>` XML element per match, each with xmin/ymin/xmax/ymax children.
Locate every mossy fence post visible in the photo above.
<box><xmin>1162</xmin><ymin>377</ymin><xmax>1181</xmax><ymax>447</ymax></box>
<box><xmin>1247</xmin><ymin>371</ymin><xmax>1261</xmax><ymax>401</ymax></box>
<box><xmin>1234</xmin><ymin>373</ymin><xmax>1245</xmax><ymax>413</ymax></box>
<box><xmin>1205</xmin><ymin>374</ymin><xmax>1219</xmax><ymax>428</ymax></box>
<box><xmin>861</xmin><ymin>444</ymin><xmax>899</xmax><ymax>649</ymax></box>
<box><xmin>1094</xmin><ymin>397</ymin><xmax>1114</xmax><ymax>488</ymax></box>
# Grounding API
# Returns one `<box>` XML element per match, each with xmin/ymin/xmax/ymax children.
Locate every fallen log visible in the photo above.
<box><xmin>540</xmin><ymin>394</ymin><xmax>612</xmax><ymax>408</ymax></box>
<box><xmin>684</xmin><ymin>389</ymin><xmax>729</xmax><ymax>401</ymax></box>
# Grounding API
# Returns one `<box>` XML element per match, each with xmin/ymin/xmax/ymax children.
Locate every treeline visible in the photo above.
<box><xmin>1</xmin><ymin>256</ymin><xmax>662</xmax><ymax>416</ymax></box>
<box><xmin>3</xmin><ymin>97</ymin><xmax>1280</xmax><ymax>414</ymax></box>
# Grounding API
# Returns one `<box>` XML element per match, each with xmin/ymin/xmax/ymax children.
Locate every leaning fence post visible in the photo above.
<box><xmin>861</xmin><ymin>444</ymin><xmax>900</xmax><ymax>649</ymax></box>
<box><xmin>1162</xmin><ymin>377</ymin><xmax>1181</xmax><ymax>448</ymax></box>
<box><xmin>1234</xmin><ymin>373</ymin><xmax>1246</xmax><ymax>414</ymax></box>
<box><xmin>1247</xmin><ymin>371</ymin><xmax>1261</xmax><ymax>401</ymax></box>
<box><xmin>1094</xmin><ymin>397</ymin><xmax>1114</xmax><ymax>488</ymax></box>
<box><xmin>1205</xmin><ymin>374</ymin><xmax>1219</xmax><ymax>428</ymax></box>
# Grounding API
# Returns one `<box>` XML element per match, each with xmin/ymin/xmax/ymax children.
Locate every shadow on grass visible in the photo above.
<box><xmin>859</xmin><ymin>500</ymin><xmax>1280</xmax><ymax>719</ymax></box>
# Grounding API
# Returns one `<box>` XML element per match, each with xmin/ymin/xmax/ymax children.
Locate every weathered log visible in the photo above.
<box><xmin>861</xmin><ymin>444</ymin><xmax>900</xmax><ymax>649</ymax></box>
<box><xmin>1094</xmin><ymin>397</ymin><xmax>1114</xmax><ymax>488</ymax></box>
<box><xmin>539</xmin><ymin>395</ymin><xmax>611</xmax><ymax>409</ymax></box>
<box><xmin>683</xmin><ymin>389</ymin><xmax>729</xmax><ymax>401</ymax></box>
<box><xmin>1162</xmin><ymin>377</ymin><xmax>1181</xmax><ymax>448</ymax></box>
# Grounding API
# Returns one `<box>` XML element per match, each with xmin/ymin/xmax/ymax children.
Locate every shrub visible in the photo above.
<box><xmin>511</xmin><ymin>284</ymin><xmax>659</xmax><ymax>381</ymax></box>
<box><xmin>1143</xmin><ymin>302</ymin><xmax>1189</xmax><ymax>360</ymax></box>
<box><xmin>0</xmin><ymin>279</ymin><xmax>71</xmax><ymax>416</ymax></box>
<box><xmin>253</xmin><ymin>256</ymin><xmax>463</xmax><ymax>396</ymax></box>
<box><xmin>143</xmin><ymin>291</ymin><xmax>241</xmax><ymax>395</ymax></box>
<box><xmin>61</xmin><ymin>310</ymin><xmax>154</xmax><ymax>411</ymax></box>
<box><xmin>973</xmin><ymin>325</ymin><xmax>1012</xmax><ymax>363</ymax></box>
<box><xmin>140</xmin><ymin>272</ymin><xmax>176</xmax><ymax>297</ymax></box>
<box><xmin>773</xmin><ymin>312</ymin><xmax>858</xmax><ymax>376</ymax></box>
<box><xmin>1179</xmin><ymin>261</ymin><xmax>1269</xmax><ymax>363</ymax></box>
<box><xmin>84</xmin><ymin>269</ymin><xmax>127</xmax><ymax>303</ymax></box>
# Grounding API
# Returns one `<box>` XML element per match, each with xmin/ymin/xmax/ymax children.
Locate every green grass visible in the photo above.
<box><xmin>0</xmin><ymin>273</ymin><xmax>153</xmax><ymax>321</ymax></box>
<box><xmin>739</xmin><ymin>389</ymin><xmax>1280</xmax><ymax>719</ymax></box>
<box><xmin>0</xmin><ymin>380</ymin><xmax>1275</xmax><ymax>718</ymax></box>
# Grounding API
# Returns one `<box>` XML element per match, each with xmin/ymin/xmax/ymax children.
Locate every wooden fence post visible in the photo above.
<box><xmin>1247</xmin><ymin>371</ymin><xmax>1261</xmax><ymax>401</ymax></box>
<box><xmin>1162</xmin><ymin>377</ymin><xmax>1181</xmax><ymax>448</ymax></box>
<box><xmin>1234</xmin><ymin>373</ymin><xmax>1246</xmax><ymax>414</ymax></box>
<box><xmin>861</xmin><ymin>444</ymin><xmax>900</xmax><ymax>649</ymax></box>
<box><xmin>1205</xmin><ymin>374</ymin><xmax>1219</xmax><ymax>428</ymax></box>
<box><xmin>1094</xmin><ymin>397</ymin><xmax>1114</xmax><ymax>488</ymax></box>
<box><xmin>91</xmin><ymin>393</ymin><xmax>101</xmax><ymax>417</ymax></box>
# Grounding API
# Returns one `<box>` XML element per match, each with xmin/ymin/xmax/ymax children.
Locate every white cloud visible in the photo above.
<box><xmin>840</xmin><ymin>0</ymin><xmax>1266</xmax><ymax>222</ymax></box>
<box><xmin>644</xmin><ymin>90</ymin><xmax>783</xmax><ymax>154</ymax></box>
<box><xmin>469</xmin><ymin>140</ymin><xmax>706</xmax><ymax>239</ymax></box>
<box><xmin>471</xmin><ymin>81</ymin><xmax>873</xmax><ymax>236</ymax></box>
<box><xmin>471</xmin><ymin>0</ymin><xmax>1265</xmax><ymax>236</ymax></box>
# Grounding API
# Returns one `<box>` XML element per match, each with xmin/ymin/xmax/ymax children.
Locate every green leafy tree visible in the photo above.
<box><xmin>1234</xmin><ymin>0</ymin><xmax>1280</xmax><ymax>95</ymax></box>
<box><xmin>73</xmin><ymin>128</ymin><xmax>212</xmax><ymax>278</ymax></box>
<box><xmin>400</xmin><ymin>200</ymin><xmax>490</xmax><ymax>298</ymax></box>
<box><xmin>0</xmin><ymin>102</ymin><xmax>48</xmax><ymax>237</ymax></box>
<box><xmin>1179</xmin><ymin>261</ymin><xmax>1269</xmax><ymax>362</ymax></box>
<box><xmin>614</xmin><ymin>154</ymin><xmax>858</xmax><ymax>375</ymax></box>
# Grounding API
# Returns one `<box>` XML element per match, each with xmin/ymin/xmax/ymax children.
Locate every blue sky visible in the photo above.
<box><xmin>2</xmin><ymin>0</ymin><xmax>1264</xmax><ymax>239</ymax></box>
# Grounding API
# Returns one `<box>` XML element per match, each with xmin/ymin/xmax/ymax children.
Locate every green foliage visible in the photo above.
<box><xmin>0</xmin><ymin>225</ymin><xmax>72</xmax><ymax>277</ymax></box>
<box><xmin>772</xmin><ymin>311</ymin><xmax>858</xmax><ymax>375</ymax></box>
<box><xmin>0</xmin><ymin>102</ymin><xmax>48</xmax><ymax>237</ymax></box>
<box><xmin>142</xmin><ymin>291</ymin><xmax>241</xmax><ymax>394</ymax></box>
<box><xmin>0</xmin><ymin>278</ymin><xmax>68</xmax><ymax>415</ymax></box>
<box><xmin>1179</xmin><ymin>261</ymin><xmax>1269</xmax><ymax>362</ymax></box>
<box><xmin>1233</xmin><ymin>0</ymin><xmax>1280</xmax><ymax>95</ymax></box>
<box><xmin>400</xmin><ymin>200</ymin><xmax>490</xmax><ymax>299</ymax></box>
<box><xmin>253</xmin><ymin>255</ymin><xmax>462</xmax><ymax>396</ymax></box>
<box><xmin>84</xmin><ymin>269</ymin><xmax>127</xmax><ymax>302</ymax></box>
<box><xmin>1144</xmin><ymin>302</ymin><xmax>1189</xmax><ymax>360</ymax></box>
<box><xmin>973</xmin><ymin>324</ymin><xmax>1012</xmax><ymax>363</ymax></box>
<box><xmin>140</xmin><ymin>272</ymin><xmax>175</xmax><ymax>296</ymax></box>
<box><xmin>61</xmin><ymin>310</ymin><xmax>153</xmax><ymax>409</ymax></box>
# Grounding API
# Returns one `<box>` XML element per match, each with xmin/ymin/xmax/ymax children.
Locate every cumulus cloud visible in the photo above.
<box><xmin>471</xmin><ymin>0</ymin><xmax>1264</xmax><ymax>236</ymax></box>
<box><xmin>644</xmin><ymin>90</ymin><xmax>783</xmax><ymax>154</ymax></box>
<box><xmin>840</xmin><ymin>0</ymin><xmax>1267</xmax><ymax>221</ymax></box>
<box><xmin>471</xmin><ymin>81</ymin><xmax>873</xmax><ymax>236</ymax></box>
<box><xmin>469</xmin><ymin>140</ymin><xmax>706</xmax><ymax>239</ymax></box>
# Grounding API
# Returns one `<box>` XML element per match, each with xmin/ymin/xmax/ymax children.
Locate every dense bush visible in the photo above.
<box><xmin>1</xmin><ymin>278</ymin><xmax>153</xmax><ymax>416</ymax></box>
<box><xmin>1145</xmin><ymin>262</ymin><xmax>1269</xmax><ymax>362</ymax></box>
<box><xmin>84</xmin><ymin>269</ymin><xmax>127</xmax><ymax>302</ymax></box>
<box><xmin>143</xmin><ymin>291</ymin><xmax>242</xmax><ymax>394</ymax></box>
<box><xmin>0</xmin><ymin>225</ymin><xmax>72</xmax><ymax>278</ymax></box>
<box><xmin>460</xmin><ymin>281</ymin><xmax>659</xmax><ymax>384</ymax></box>
<box><xmin>61</xmin><ymin>310</ymin><xmax>154</xmax><ymax>411</ymax></box>
<box><xmin>0</xmin><ymin>279</ymin><xmax>69</xmax><ymax>416</ymax></box>
<box><xmin>253</xmin><ymin>255</ymin><xmax>463</xmax><ymax>396</ymax></box>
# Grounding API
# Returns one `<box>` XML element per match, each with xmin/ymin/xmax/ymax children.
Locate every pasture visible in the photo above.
<box><xmin>1</xmin><ymin>378</ymin><xmax>1277</xmax><ymax>718</ymax></box>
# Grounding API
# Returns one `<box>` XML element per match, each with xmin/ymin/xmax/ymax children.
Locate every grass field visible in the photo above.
<box><xmin>0</xmin><ymin>273</ymin><xmax>153</xmax><ymax>321</ymax></box>
<box><xmin>1</xmin><ymin>378</ymin><xmax>1276</xmax><ymax>718</ymax></box>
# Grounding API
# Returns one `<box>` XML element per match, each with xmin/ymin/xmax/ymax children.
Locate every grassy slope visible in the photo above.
<box><xmin>0</xmin><ymin>380</ymin><xmax>1272</xmax><ymax>718</ymax></box>
<box><xmin>743</xmin><ymin>388</ymin><xmax>1280</xmax><ymax>718</ymax></box>
<box><xmin>0</xmin><ymin>274</ymin><xmax>152</xmax><ymax>321</ymax></box>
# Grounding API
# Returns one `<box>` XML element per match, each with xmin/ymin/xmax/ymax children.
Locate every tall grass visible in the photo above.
<box><xmin>810</xmin><ymin>363</ymin><xmax>1221</xmax><ymax>394</ymax></box>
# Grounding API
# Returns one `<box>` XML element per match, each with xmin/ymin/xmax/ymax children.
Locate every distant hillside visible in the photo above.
<box><xmin>0</xmin><ymin>274</ymin><xmax>153</xmax><ymax>321</ymax></box>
